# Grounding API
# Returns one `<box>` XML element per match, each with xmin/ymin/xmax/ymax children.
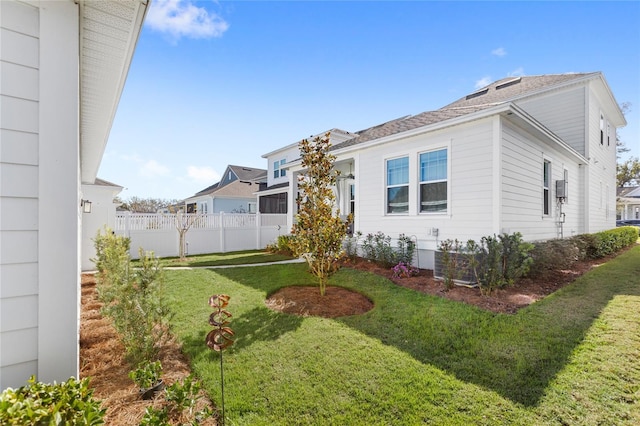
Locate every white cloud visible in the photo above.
<box><xmin>475</xmin><ymin>76</ymin><xmax>492</xmax><ymax>89</ymax></box>
<box><xmin>146</xmin><ymin>0</ymin><xmax>229</xmax><ymax>40</ymax></box>
<box><xmin>186</xmin><ymin>165</ymin><xmax>220</xmax><ymax>184</ymax></box>
<box><xmin>491</xmin><ymin>47</ymin><xmax>507</xmax><ymax>57</ymax></box>
<box><xmin>507</xmin><ymin>67</ymin><xmax>525</xmax><ymax>77</ymax></box>
<box><xmin>140</xmin><ymin>159</ymin><xmax>171</xmax><ymax>178</ymax></box>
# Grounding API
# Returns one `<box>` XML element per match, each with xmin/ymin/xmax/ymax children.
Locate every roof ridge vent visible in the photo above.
<box><xmin>496</xmin><ymin>76</ymin><xmax>522</xmax><ymax>90</ymax></box>
<box><xmin>465</xmin><ymin>88</ymin><xmax>489</xmax><ymax>100</ymax></box>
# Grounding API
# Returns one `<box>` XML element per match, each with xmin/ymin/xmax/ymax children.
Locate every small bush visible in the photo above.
<box><xmin>361</xmin><ymin>232</ymin><xmax>416</xmax><ymax>268</ymax></box>
<box><xmin>93</xmin><ymin>229</ymin><xmax>168</xmax><ymax>366</ymax></box>
<box><xmin>266</xmin><ymin>234</ymin><xmax>295</xmax><ymax>256</ymax></box>
<box><xmin>438</xmin><ymin>239</ymin><xmax>465</xmax><ymax>289</ymax></box>
<box><xmin>343</xmin><ymin>231</ymin><xmax>362</xmax><ymax>260</ymax></box>
<box><xmin>0</xmin><ymin>376</ymin><xmax>105</xmax><ymax>425</ymax></box>
<box><xmin>528</xmin><ymin>238</ymin><xmax>580</xmax><ymax>278</ymax></box>
<box><xmin>395</xmin><ymin>234</ymin><xmax>416</xmax><ymax>265</ymax></box>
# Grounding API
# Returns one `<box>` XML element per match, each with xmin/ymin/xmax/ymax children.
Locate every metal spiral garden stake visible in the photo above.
<box><xmin>206</xmin><ymin>294</ymin><xmax>235</xmax><ymax>426</ymax></box>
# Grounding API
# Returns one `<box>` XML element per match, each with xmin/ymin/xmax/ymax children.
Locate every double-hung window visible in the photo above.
<box><xmin>543</xmin><ymin>160</ymin><xmax>551</xmax><ymax>215</ymax></box>
<box><xmin>273</xmin><ymin>159</ymin><xmax>286</xmax><ymax>179</ymax></box>
<box><xmin>386</xmin><ymin>157</ymin><xmax>409</xmax><ymax>214</ymax></box>
<box><xmin>419</xmin><ymin>149</ymin><xmax>448</xmax><ymax>213</ymax></box>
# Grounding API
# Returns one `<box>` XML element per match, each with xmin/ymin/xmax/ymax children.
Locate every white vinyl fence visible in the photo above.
<box><xmin>114</xmin><ymin>212</ymin><xmax>288</xmax><ymax>259</ymax></box>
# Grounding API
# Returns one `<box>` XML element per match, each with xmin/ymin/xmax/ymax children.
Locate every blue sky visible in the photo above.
<box><xmin>100</xmin><ymin>0</ymin><xmax>640</xmax><ymax>200</ymax></box>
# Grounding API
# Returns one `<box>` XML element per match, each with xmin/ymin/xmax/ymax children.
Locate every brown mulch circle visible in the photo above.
<box><xmin>266</xmin><ymin>285</ymin><xmax>374</xmax><ymax>317</ymax></box>
<box><xmin>79</xmin><ymin>274</ymin><xmax>216</xmax><ymax>425</ymax></box>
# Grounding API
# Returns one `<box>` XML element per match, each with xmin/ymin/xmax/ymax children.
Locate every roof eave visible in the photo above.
<box><xmin>79</xmin><ymin>0</ymin><xmax>149</xmax><ymax>184</ymax></box>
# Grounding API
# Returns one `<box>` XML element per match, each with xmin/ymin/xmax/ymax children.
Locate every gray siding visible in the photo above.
<box><xmin>501</xmin><ymin>120</ymin><xmax>583</xmax><ymax>240</ymax></box>
<box><xmin>517</xmin><ymin>86</ymin><xmax>586</xmax><ymax>155</ymax></box>
<box><xmin>0</xmin><ymin>0</ymin><xmax>40</xmax><ymax>388</ymax></box>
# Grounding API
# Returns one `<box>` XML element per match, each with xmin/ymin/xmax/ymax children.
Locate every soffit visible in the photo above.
<box><xmin>79</xmin><ymin>0</ymin><xmax>148</xmax><ymax>183</ymax></box>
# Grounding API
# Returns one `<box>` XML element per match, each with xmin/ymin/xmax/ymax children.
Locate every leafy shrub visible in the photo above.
<box><xmin>438</xmin><ymin>239</ymin><xmax>464</xmax><ymax>289</ymax></box>
<box><xmin>528</xmin><ymin>238</ymin><xmax>580</xmax><ymax>278</ymax></box>
<box><xmin>361</xmin><ymin>232</ymin><xmax>416</xmax><ymax>268</ymax></box>
<box><xmin>441</xmin><ymin>233</ymin><xmax>533</xmax><ymax>295</ymax></box>
<box><xmin>0</xmin><ymin>376</ymin><xmax>105</xmax><ymax>425</ymax></box>
<box><xmin>361</xmin><ymin>232</ymin><xmax>395</xmax><ymax>267</ymax></box>
<box><xmin>395</xmin><ymin>234</ymin><xmax>416</xmax><ymax>265</ymax></box>
<box><xmin>585</xmin><ymin>226</ymin><xmax>639</xmax><ymax>258</ymax></box>
<box><xmin>129</xmin><ymin>360</ymin><xmax>163</xmax><ymax>390</ymax></box>
<box><xmin>266</xmin><ymin>234</ymin><xmax>295</xmax><ymax>256</ymax></box>
<box><xmin>93</xmin><ymin>230</ymin><xmax>168</xmax><ymax>366</ymax></box>
<box><xmin>92</xmin><ymin>227</ymin><xmax>130</xmax><ymax>293</ymax></box>
<box><xmin>343</xmin><ymin>231</ymin><xmax>362</xmax><ymax>261</ymax></box>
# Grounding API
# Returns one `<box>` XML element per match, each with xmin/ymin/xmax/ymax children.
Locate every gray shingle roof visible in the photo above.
<box><xmin>442</xmin><ymin>73</ymin><xmax>597</xmax><ymax>109</ymax></box>
<box><xmin>332</xmin><ymin>72</ymin><xmax>599</xmax><ymax>151</ymax></box>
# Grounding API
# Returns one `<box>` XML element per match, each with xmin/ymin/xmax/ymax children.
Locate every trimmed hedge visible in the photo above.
<box><xmin>528</xmin><ymin>226</ymin><xmax>638</xmax><ymax>278</ymax></box>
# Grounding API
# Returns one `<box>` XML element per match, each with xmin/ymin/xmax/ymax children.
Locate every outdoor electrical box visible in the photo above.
<box><xmin>556</xmin><ymin>180</ymin><xmax>567</xmax><ymax>199</ymax></box>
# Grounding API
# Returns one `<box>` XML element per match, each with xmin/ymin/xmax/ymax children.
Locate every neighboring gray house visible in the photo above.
<box><xmin>262</xmin><ymin>72</ymin><xmax>625</xmax><ymax>269</ymax></box>
<box><xmin>617</xmin><ymin>186</ymin><xmax>640</xmax><ymax>220</ymax></box>
<box><xmin>184</xmin><ymin>165</ymin><xmax>267</xmax><ymax>214</ymax></box>
<box><xmin>0</xmin><ymin>0</ymin><xmax>147</xmax><ymax>389</ymax></box>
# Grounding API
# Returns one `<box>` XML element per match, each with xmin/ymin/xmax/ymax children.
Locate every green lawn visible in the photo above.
<box><xmin>138</xmin><ymin>250</ymin><xmax>293</xmax><ymax>268</ymax></box>
<box><xmin>163</xmin><ymin>246</ymin><xmax>640</xmax><ymax>425</ymax></box>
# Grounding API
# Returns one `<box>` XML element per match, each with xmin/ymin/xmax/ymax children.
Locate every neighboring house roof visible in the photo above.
<box><xmin>79</xmin><ymin>0</ymin><xmax>149</xmax><ymax>184</ymax></box>
<box><xmin>228</xmin><ymin>165</ymin><xmax>268</xmax><ymax>182</ymax></box>
<box><xmin>186</xmin><ymin>165</ymin><xmax>267</xmax><ymax>201</ymax></box>
<box><xmin>618</xmin><ymin>186</ymin><xmax>640</xmax><ymax>198</ymax></box>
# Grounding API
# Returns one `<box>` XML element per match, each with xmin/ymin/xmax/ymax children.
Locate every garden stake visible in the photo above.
<box><xmin>206</xmin><ymin>294</ymin><xmax>234</xmax><ymax>426</ymax></box>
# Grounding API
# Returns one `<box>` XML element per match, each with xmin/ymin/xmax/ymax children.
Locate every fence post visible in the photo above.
<box><xmin>124</xmin><ymin>210</ymin><xmax>131</xmax><ymax>238</ymax></box>
<box><xmin>255</xmin><ymin>212</ymin><xmax>261</xmax><ymax>250</ymax></box>
<box><xmin>220</xmin><ymin>211</ymin><xmax>225</xmax><ymax>253</ymax></box>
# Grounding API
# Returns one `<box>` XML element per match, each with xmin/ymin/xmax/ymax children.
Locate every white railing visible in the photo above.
<box><xmin>113</xmin><ymin>212</ymin><xmax>288</xmax><ymax>258</ymax></box>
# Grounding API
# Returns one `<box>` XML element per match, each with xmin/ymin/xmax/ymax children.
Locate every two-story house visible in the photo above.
<box><xmin>260</xmin><ymin>72</ymin><xmax>626</xmax><ymax>269</ymax></box>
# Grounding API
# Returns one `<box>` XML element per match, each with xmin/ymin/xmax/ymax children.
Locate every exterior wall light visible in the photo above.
<box><xmin>81</xmin><ymin>199</ymin><xmax>92</xmax><ymax>213</ymax></box>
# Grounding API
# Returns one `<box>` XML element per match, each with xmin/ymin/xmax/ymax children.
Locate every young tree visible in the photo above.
<box><xmin>290</xmin><ymin>133</ymin><xmax>347</xmax><ymax>296</ymax></box>
<box><xmin>174</xmin><ymin>210</ymin><xmax>203</xmax><ymax>261</ymax></box>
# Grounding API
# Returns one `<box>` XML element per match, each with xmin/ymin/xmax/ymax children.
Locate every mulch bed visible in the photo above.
<box><xmin>267</xmin><ymin>251</ymin><xmax>625</xmax><ymax>317</ymax></box>
<box><xmin>79</xmin><ymin>274</ymin><xmax>216</xmax><ymax>425</ymax></box>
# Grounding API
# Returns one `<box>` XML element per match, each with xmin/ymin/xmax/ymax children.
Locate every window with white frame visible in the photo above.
<box><xmin>543</xmin><ymin>160</ymin><xmax>551</xmax><ymax>215</ymax></box>
<box><xmin>386</xmin><ymin>157</ymin><xmax>409</xmax><ymax>214</ymax></box>
<box><xmin>419</xmin><ymin>148</ymin><xmax>448</xmax><ymax>213</ymax></box>
<box><xmin>273</xmin><ymin>159</ymin><xmax>286</xmax><ymax>179</ymax></box>
<box><xmin>248</xmin><ymin>202</ymin><xmax>257</xmax><ymax>213</ymax></box>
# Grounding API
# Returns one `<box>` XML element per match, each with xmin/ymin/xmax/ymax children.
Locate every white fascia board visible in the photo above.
<box><xmin>262</xmin><ymin>141</ymin><xmax>301</xmax><ymax>159</ymax></box>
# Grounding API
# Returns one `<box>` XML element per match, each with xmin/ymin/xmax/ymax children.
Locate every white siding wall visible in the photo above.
<box><xmin>352</xmin><ymin>118</ymin><xmax>496</xmax><ymax>268</ymax></box>
<box><xmin>585</xmin><ymin>86</ymin><xmax>618</xmax><ymax>232</ymax></box>
<box><xmin>501</xmin><ymin>120</ymin><xmax>583</xmax><ymax>240</ymax></box>
<box><xmin>266</xmin><ymin>145</ymin><xmax>299</xmax><ymax>187</ymax></box>
<box><xmin>517</xmin><ymin>86</ymin><xmax>587</xmax><ymax>155</ymax></box>
<box><xmin>81</xmin><ymin>184</ymin><xmax>121</xmax><ymax>271</ymax></box>
<box><xmin>0</xmin><ymin>0</ymin><xmax>40</xmax><ymax>388</ymax></box>
<box><xmin>1</xmin><ymin>0</ymin><xmax>81</xmax><ymax>389</ymax></box>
